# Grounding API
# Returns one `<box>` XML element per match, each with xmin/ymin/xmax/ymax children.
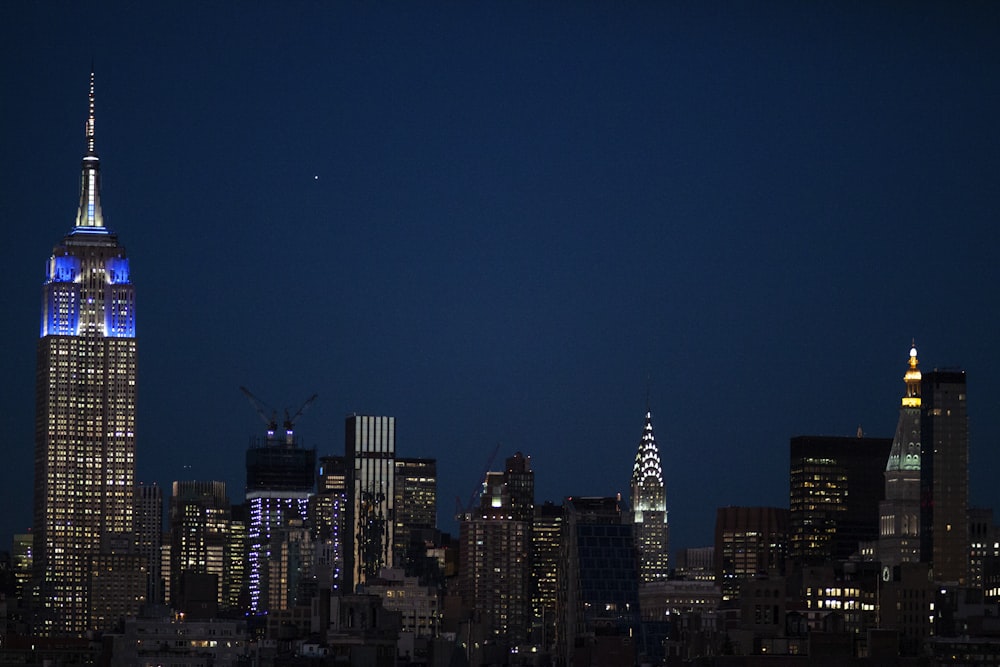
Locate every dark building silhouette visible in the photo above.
<box><xmin>134</xmin><ymin>484</ymin><xmax>163</xmax><ymax>607</ymax></box>
<box><xmin>169</xmin><ymin>481</ymin><xmax>231</xmax><ymax>613</ymax></box>
<box><xmin>920</xmin><ymin>369</ymin><xmax>970</xmax><ymax>585</ymax></box>
<box><xmin>458</xmin><ymin>452</ymin><xmax>534</xmax><ymax>645</ymax></box>
<box><xmin>789</xmin><ymin>434</ymin><xmax>891</xmax><ymax>564</ymax></box>
<box><xmin>392</xmin><ymin>457</ymin><xmax>437</xmax><ymax>570</ymax></box>
<box><xmin>557</xmin><ymin>496</ymin><xmax>640</xmax><ymax>667</ymax></box>
<box><xmin>33</xmin><ymin>72</ymin><xmax>138</xmax><ymax>636</ymax></box>
<box><xmin>88</xmin><ymin>534</ymin><xmax>146</xmax><ymax>632</ymax></box>
<box><xmin>532</xmin><ymin>500</ymin><xmax>564</xmax><ymax>651</ymax></box>
<box><xmin>714</xmin><ymin>506</ymin><xmax>788</xmax><ymax>600</ymax></box>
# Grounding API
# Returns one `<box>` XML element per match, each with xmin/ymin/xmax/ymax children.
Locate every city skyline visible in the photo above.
<box><xmin>2</xmin><ymin>3</ymin><xmax>1000</xmax><ymax>559</ymax></box>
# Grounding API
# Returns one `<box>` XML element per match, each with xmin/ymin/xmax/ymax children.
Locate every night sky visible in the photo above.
<box><xmin>2</xmin><ymin>3</ymin><xmax>999</xmax><ymax>559</ymax></box>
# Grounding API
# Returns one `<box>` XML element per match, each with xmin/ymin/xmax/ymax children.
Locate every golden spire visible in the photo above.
<box><xmin>901</xmin><ymin>340</ymin><xmax>921</xmax><ymax>408</ymax></box>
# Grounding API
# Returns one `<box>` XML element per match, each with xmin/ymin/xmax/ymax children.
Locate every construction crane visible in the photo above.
<box><xmin>240</xmin><ymin>386</ymin><xmax>318</xmax><ymax>446</ymax></box>
<box><xmin>455</xmin><ymin>442</ymin><xmax>501</xmax><ymax>521</ymax></box>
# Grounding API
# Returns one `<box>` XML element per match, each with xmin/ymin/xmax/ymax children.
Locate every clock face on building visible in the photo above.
<box><xmin>882</xmin><ymin>566</ymin><xmax>891</xmax><ymax>582</ymax></box>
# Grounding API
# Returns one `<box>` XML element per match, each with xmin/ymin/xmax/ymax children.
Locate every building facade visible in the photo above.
<box><xmin>32</xmin><ymin>73</ymin><xmax>138</xmax><ymax>636</ymax></box>
<box><xmin>878</xmin><ymin>344</ymin><xmax>923</xmax><ymax>569</ymax></box>
<box><xmin>169</xmin><ymin>481</ymin><xmax>231</xmax><ymax>612</ymax></box>
<box><xmin>714</xmin><ymin>506</ymin><xmax>788</xmax><ymax>600</ymax></box>
<box><xmin>345</xmin><ymin>415</ymin><xmax>396</xmax><ymax>592</ymax></box>
<box><xmin>920</xmin><ymin>369</ymin><xmax>970</xmax><ymax>585</ymax></box>
<box><xmin>531</xmin><ymin>500</ymin><xmax>564</xmax><ymax>650</ymax></box>
<box><xmin>631</xmin><ymin>411</ymin><xmax>670</xmax><ymax>583</ymax></box>
<box><xmin>458</xmin><ymin>452</ymin><xmax>534</xmax><ymax>645</ymax></box>
<box><xmin>788</xmin><ymin>434</ymin><xmax>891</xmax><ymax>564</ymax></box>
<box><xmin>557</xmin><ymin>496</ymin><xmax>640</xmax><ymax>667</ymax></box>
<box><xmin>392</xmin><ymin>457</ymin><xmax>437</xmax><ymax>570</ymax></box>
<box><xmin>313</xmin><ymin>455</ymin><xmax>348</xmax><ymax>592</ymax></box>
<box><xmin>134</xmin><ymin>483</ymin><xmax>163</xmax><ymax>606</ymax></box>
<box><xmin>88</xmin><ymin>534</ymin><xmax>147</xmax><ymax>632</ymax></box>
<box><xmin>246</xmin><ymin>434</ymin><xmax>315</xmax><ymax>614</ymax></box>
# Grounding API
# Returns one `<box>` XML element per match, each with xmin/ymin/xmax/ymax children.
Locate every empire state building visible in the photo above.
<box><xmin>32</xmin><ymin>73</ymin><xmax>137</xmax><ymax>636</ymax></box>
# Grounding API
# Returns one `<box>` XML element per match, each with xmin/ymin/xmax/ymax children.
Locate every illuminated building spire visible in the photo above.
<box><xmin>631</xmin><ymin>410</ymin><xmax>669</xmax><ymax>581</ymax></box>
<box><xmin>902</xmin><ymin>340</ymin><xmax>921</xmax><ymax>408</ymax></box>
<box><xmin>886</xmin><ymin>341</ymin><xmax>921</xmax><ymax>472</ymax></box>
<box><xmin>878</xmin><ymin>341</ymin><xmax>923</xmax><ymax>568</ymax></box>
<box><xmin>74</xmin><ymin>70</ymin><xmax>104</xmax><ymax>229</ymax></box>
<box><xmin>632</xmin><ymin>411</ymin><xmax>664</xmax><ymax>502</ymax></box>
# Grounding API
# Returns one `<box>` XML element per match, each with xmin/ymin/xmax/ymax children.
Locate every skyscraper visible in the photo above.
<box><xmin>458</xmin><ymin>452</ymin><xmax>534</xmax><ymax>644</ymax></box>
<box><xmin>920</xmin><ymin>369</ymin><xmax>969</xmax><ymax>585</ymax></box>
<box><xmin>32</xmin><ymin>72</ymin><xmax>138</xmax><ymax>636</ymax></box>
<box><xmin>631</xmin><ymin>411</ymin><xmax>669</xmax><ymax>582</ymax></box>
<box><xmin>557</xmin><ymin>496</ymin><xmax>640</xmax><ymax>667</ymax></box>
<box><xmin>392</xmin><ymin>457</ymin><xmax>437</xmax><ymax>569</ymax></box>
<box><xmin>878</xmin><ymin>344</ymin><xmax>922</xmax><ymax>569</ymax></box>
<box><xmin>531</xmin><ymin>500</ymin><xmax>564</xmax><ymax>651</ymax></box>
<box><xmin>134</xmin><ymin>483</ymin><xmax>164</xmax><ymax>606</ymax></box>
<box><xmin>246</xmin><ymin>429</ymin><xmax>315</xmax><ymax>615</ymax></box>
<box><xmin>313</xmin><ymin>455</ymin><xmax>348</xmax><ymax>591</ymax></box>
<box><xmin>788</xmin><ymin>434</ymin><xmax>891</xmax><ymax>564</ymax></box>
<box><xmin>714</xmin><ymin>506</ymin><xmax>788</xmax><ymax>600</ymax></box>
<box><xmin>345</xmin><ymin>415</ymin><xmax>396</xmax><ymax>592</ymax></box>
<box><xmin>169</xmin><ymin>481</ymin><xmax>230</xmax><ymax>612</ymax></box>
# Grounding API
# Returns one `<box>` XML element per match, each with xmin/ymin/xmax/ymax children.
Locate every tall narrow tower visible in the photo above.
<box><xmin>458</xmin><ymin>452</ymin><xmax>534</xmax><ymax>644</ymax></box>
<box><xmin>921</xmin><ymin>368</ymin><xmax>969</xmax><ymax>585</ymax></box>
<box><xmin>345</xmin><ymin>415</ymin><xmax>396</xmax><ymax>592</ymax></box>
<box><xmin>631</xmin><ymin>411</ymin><xmax>669</xmax><ymax>582</ymax></box>
<box><xmin>33</xmin><ymin>72</ymin><xmax>138</xmax><ymax>636</ymax></box>
<box><xmin>878</xmin><ymin>343</ymin><xmax>922</xmax><ymax>569</ymax></box>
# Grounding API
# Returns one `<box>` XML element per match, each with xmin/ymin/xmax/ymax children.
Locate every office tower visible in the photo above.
<box><xmin>788</xmin><ymin>434</ymin><xmax>891</xmax><ymax>564</ymax></box>
<box><xmin>12</xmin><ymin>534</ymin><xmax>33</xmax><ymax>602</ymax></box>
<box><xmin>88</xmin><ymin>533</ymin><xmax>146</xmax><ymax>632</ymax></box>
<box><xmin>32</xmin><ymin>73</ymin><xmax>137</xmax><ymax>636</ymax></box>
<box><xmin>879</xmin><ymin>561</ymin><xmax>936</xmax><ymax>656</ymax></box>
<box><xmin>631</xmin><ymin>411</ymin><xmax>670</xmax><ymax>582</ymax></box>
<box><xmin>345</xmin><ymin>415</ymin><xmax>395</xmax><ymax>592</ymax></box>
<box><xmin>557</xmin><ymin>496</ymin><xmax>640</xmax><ymax>667</ymax></box>
<box><xmin>393</xmin><ymin>457</ymin><xmax>437</xmax><ymax>570</ymax></box>
<box><xmin>674</xmin><ymin>546</ymin><xmax>715</xmax><ymax>582</ymax></box>
<box><xmin>226</xmin><ymin>504</ymin><xmax>248</xmax><ymax>611</ymax></box>
<box><xmin>169</xmin><ymin>481</ymin><xmax>230</xmax><ymax>611</ymax></box>
<box><xmin>920</xmin><ymin>369</ymin><xmax>970</xmax><ymax>585</ymax></box>
<box><xmin>458</xmin><ymin>452</ymin><xmax>534</xmax><ymax>645</ymax></box>
<box><xmin>134</xmin><ymin>483</ymin><xmax>163</xmax><ymax>606</ymax></box>
<box><xmin>714</xmin><ymin>506</ymin><xmax>788</xmax><ymax>600</ymax></box>
<box><xmin>878</xmin><ymin>344</ymin><xmax>923</xmax><ymax>570</ymax></box>
<box><xmin>969</xmin><ymin>508</ymin><xmax>1000</xmax><ymax>591</ymax></box>
<box><xmin>313</xmin><ymin>456</ymin><xmax>347</xmax><ymax>591</ymax></box>
<box><xmin>246</xmin><ymin>431</ymin><xmax>315</xmax><ymax>614</ymax></box>
<box><xmin>531</xmin><ymin>500</ymin><xmax>564</xmax><ymax>650</ymax></box>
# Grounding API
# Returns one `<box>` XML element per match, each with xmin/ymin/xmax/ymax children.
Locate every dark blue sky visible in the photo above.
<box><xmin>2</xmin><ymin>2</ymin><xmax>999</xmax><ymax>557</ymax></box>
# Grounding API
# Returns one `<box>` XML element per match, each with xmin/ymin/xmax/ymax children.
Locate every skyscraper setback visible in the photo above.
<box><xmin>32</xmin><ymin>73</ymin><xmax>138</xmax><ymax>636</ymax></box>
